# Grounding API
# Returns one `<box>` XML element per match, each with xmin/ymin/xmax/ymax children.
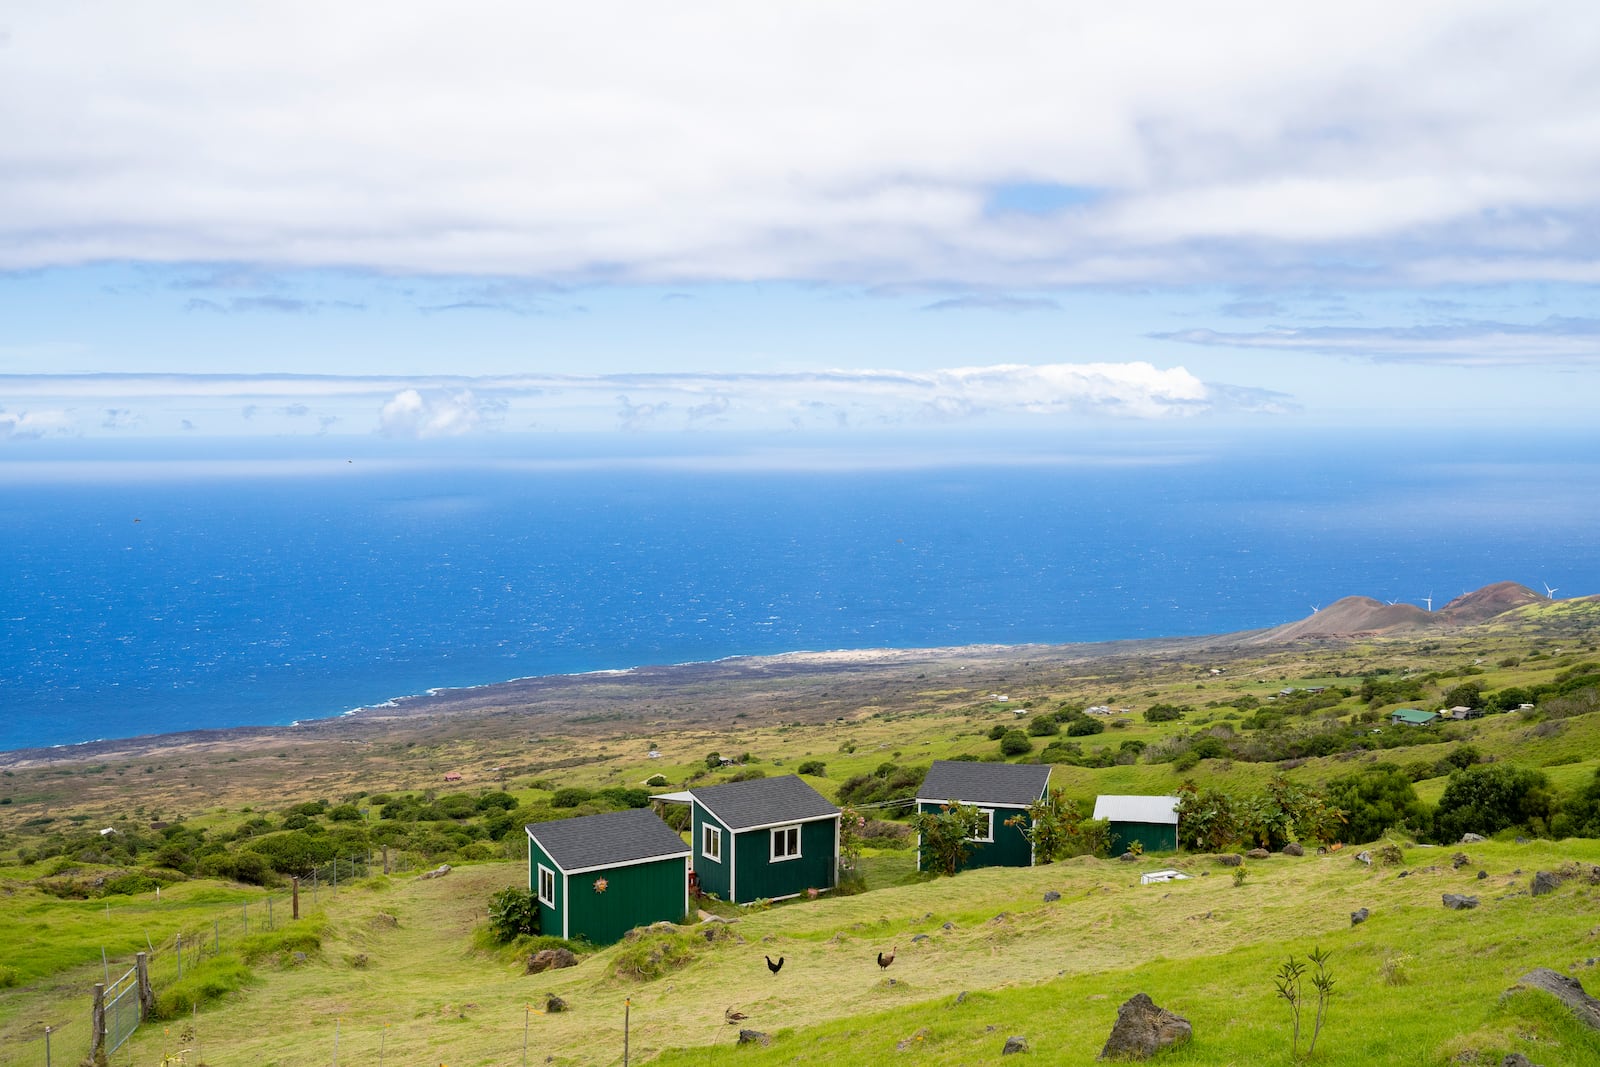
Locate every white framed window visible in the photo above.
<box><xmin>702</xmin><ymin>824</ymin><xmax>723</xmax><ymax>863</ymax></box>
<box><xmin>969</xmin><ymin>809</ymin><xmax>995</xmax><ymax>843</ymax></box>
<box><xmin>537</xmin><ymin>864</ymin><xmax>556</xmax><ymax>907</ymax></box>
<box><xmin>771</xmin><ymin>824</ymin><xmax>801</xmax><ymax>861</ymax></box>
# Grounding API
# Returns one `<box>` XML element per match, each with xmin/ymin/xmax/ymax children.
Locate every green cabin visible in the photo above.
<box><xmin>1092</xmin><ymin>794</ymin><xmax>1179</xmax><ymax>855</ymax></box>
<box><xmin>915</xmin><ymin>760</ymin><xmax>1052</xmax><ymax>872</ymax></box>
<box><xmin>525</xmin><ymin>808</ymin><xmax>690</xmax><ymax>945</ymax></box>
<box><xmin>1390</xmin><ymin>707</ymin><xmax>1439</xmax><ymax>726</ymax></box>
<box><xmin>678</xmin><ymin>776</ymin><xmax>840</xmax><ymax>904</ymax></box>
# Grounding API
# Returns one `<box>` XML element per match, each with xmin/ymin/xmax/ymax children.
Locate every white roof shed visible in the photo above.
<box><xmin>1092</xmin><ymin>795</ymin><xmax>1180</xmax><ymax>825</ymax></box>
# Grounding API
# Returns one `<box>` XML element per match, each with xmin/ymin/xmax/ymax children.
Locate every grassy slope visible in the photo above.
<box><xmin>78</xmin><ymin>839</ymin><xmax>1600</xmax><ymax>1067</ymax></box>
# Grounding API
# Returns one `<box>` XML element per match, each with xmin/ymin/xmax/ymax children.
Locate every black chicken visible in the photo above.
<box><xmin>765</xmin><ymin>954</ymin><xmax>784</xmax><ymax>974</ymax></box>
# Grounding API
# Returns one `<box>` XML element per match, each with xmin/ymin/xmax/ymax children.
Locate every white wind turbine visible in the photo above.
<box><xmin>1543</xmin><ymin>582</ymin><xmax>1558</xmax><ymax>600</ymax></box>
<box><xmin>1423</xmin><ymin>593</ymin><xmax>1433</xmax><ymax>612</ymax></box>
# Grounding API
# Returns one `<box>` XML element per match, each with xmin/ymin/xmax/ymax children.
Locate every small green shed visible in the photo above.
<box><xmin>915</xmin><ymin>761</ymin><xmax>1053</xmax><ymax>872</ymax></box>
<box><xmin>682</xmin><ymin>775</ymin><xmax>840</xmax><ymax>905</ymax></box>
<box><xmin>1093</xmin><ymin>794</ymin><xmax>1179</xmax><ymax>854</ymax></box>
<box><xmin>525</xmin><ymin>808</ymin><xmax>690</xmax><ymax>945</ymax></box>
<box><xmin>1390</xmin><ymin>707</ymin><xmax>1439</xmax><ymax>726</ymax></box>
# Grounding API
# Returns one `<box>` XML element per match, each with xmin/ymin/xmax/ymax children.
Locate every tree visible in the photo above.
<box><xmin>1004</xmin><ymin>788</ymin><xmax>1110</xmax><ymax>862</ymax></box>
<box><xmin>1144</xmin><ymin>704</ymin><xmax>1187</xmax><ymax>723</ymax></box>
<box><xmin>1176</xmin><ymin>783</ymin><xmax>1239</xmax><ymax>852</ymax></box>
<box><xmin>1433</xmin><ymin>763</ymin><xmax>1554</xmax><ymax>841</ymax></box>
<box><xmin>911</xmin><ymin>800</ymin><xmax>984</xmax><ymax>876</ymax></box>
<box><xmin>1027</xmin><ymin>715</ymin><xmax>1059</xmax><ymax>737</ymax></box>
<box><xmin>1326</xmin><ymin>767</ymin><xmax>1427</xmax><ymax>843</ymax></box>
<box><xmin>998</xmin><ymin>729</ymin><xmax>1033</xmax><ymax>756</ymax></box>
<box><xmin>1551</xmin><ymin>768</ymin><xmax>1600</xmax><ymax>839</ymax></box>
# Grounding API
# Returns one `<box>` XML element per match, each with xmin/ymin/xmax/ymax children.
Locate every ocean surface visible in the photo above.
<box><xmin>4</xmin><ymin>429</ymin><xmax>1597</xmax><ymax>751</ymax></box>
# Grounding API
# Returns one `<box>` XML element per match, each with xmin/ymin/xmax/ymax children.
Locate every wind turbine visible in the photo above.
<box><xmin>1310</xmin><ymin>604</ymin><xmax>1321</xmax><ymax>614</ymax></box>
<box><xmin>1543</xmin><ymin>582</ymin><xmax>1558</xmax><ymax>600</ymax></box>
<box><xmin>1423</xmin><ymin>593</ymin><xmax>1433</xmax><ymax>612</ymax></box>
<box><xmin>1386</xmin><ymin>598</ymin><xmax>1398</xmax><ymax>605</ymax></box>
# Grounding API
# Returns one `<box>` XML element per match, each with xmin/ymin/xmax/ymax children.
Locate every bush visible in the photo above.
<box><xmin>1144</xmin><ymin>704</ymin><xmax>1188</xmax><ymax>723</ymax></box>
<box><xmin>1326</xmin><ymin>767</ymin><xmax>1428</xmax><ymax>843</ymax></box>
<box><xmin>1026</xmin><ymin>715</ymin><xmax>1059</xmax><ymax>737</ymax></box>
<box><xmin>986</xmin><ymin>724</ymin><xmax>1008</xmax><ymax>741</ymax></box>
<box><xmin>999</xmin><ymin>729</ymin><xmax>1033</xmax><ymax>756</ymax></box>
<box><xmin>612</xmin><ymin>931</ymin><xmax>697</xmax><ymax>982</ymax></box>
<box><xmin>1065</xmin><ymin>717</ymin><xmax>1105</xmax><ymax>737</ymax></box>
<box><xmin>488</xmin><ymin>886</ymin><xmax>541</xmax><ymax>942</ymax></box>
<box><xmin>797</xmin><ymin>760</ymin><xmax>826</xmax><ymax>776</ymax></box>
<box><xmin>1433</xmin><ymin>764</ymin><xmax>1555</xmax><ymax>841</ymax></box>
<box><xmin>155</xmin><ymin>955</ymin><xmax>254</xmax><ymax>1019</ymax></box>
<box><xmin>550</xmin><ymin>788</ymin><xmax>592</xmax><ymax>809</ymax></box>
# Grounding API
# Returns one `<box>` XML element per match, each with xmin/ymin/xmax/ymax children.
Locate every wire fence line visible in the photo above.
<box><xmin>7</xmin><ymin>849</ymin><xmax>436</xmax><ymax>1067</ymax></box>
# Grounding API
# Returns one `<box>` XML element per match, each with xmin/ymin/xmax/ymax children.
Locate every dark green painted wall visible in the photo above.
<box><xmin>691</xmin><ymin>806</ymin><xmax>732</xmax><ymax>901</ymax></box>
<box><xmin>916</xmin><ymin>802</ymin><xmax>1034</xmax><ymax>871</ymax></box>
<box><xmin>1108</xmin><ymin>820</ymin><xmax>1178</xmax><ymax>854</ymax></box>
<box><xmin>730</xmin><ymin>817</ymin><xmax>837</xmax><ymax>903</ymax></box>
<box><xmin>565</xmin><ymin>856</ymin><xmax>688</xmax><ymax>945</ymax></box>
<box><xmin>528</xmin><ymin>836</ymin><xmax>564</xmax><ymax>939</ymax></box>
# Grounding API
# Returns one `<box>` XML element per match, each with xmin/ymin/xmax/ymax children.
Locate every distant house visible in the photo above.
<box><xmin>525</xmin><ymin>808</ymin><xmax>690</xmax><ymax>945</ymax></box>
<box><xmin>663</xmin><ymin>776</ymin><xmax>840</xmax><ymax>905</ymax></box>
<box><xmin>1093</xmin><ymin>795</ymin><xmax>1180</xmax><ymax>854</ymax></box>
<box><xmin>1447</xmin><ymin>706</ymin><xmax>1482</xmax><ymax>720</ymax></box>
<box><xmin>1390</xmin><ymin>708</ymin><xmax>1439</xmax><ymax>726</ymax></box>
<box><xmin>915</xmin><ymin>761</ymin><xmax>1053</xmax><ymax>872</ymax></box>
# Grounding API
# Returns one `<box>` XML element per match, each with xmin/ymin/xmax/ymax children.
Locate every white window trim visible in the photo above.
<box><xmin>969</xmin><ymin>809</ymin><xmax>995</xmax><ymax>843</ymax></box>
<box><xmin>770</xmin><ymin>824</ymin><xmax>802</xmax><ymax>862</ymax></box>
<box><xmin>702</xmin><ymin>824</ymin><xmax>723</xmax><ymax>863</ymax></box>
<box><xmin>537</xmin><ymin>864</ymin><xmax>556</xmax><ymax>907</ymax></box>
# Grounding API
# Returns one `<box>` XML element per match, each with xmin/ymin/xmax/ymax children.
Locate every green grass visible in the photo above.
<box><xmin>59</xmin><ymin>839</ymin><xmax>1599</xmax><ymax>1066</ymax></box>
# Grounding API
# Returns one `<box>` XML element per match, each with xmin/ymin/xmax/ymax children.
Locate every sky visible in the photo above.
<box><xmin>2</xmin><ymin>2</ymin><xmax>1598</xmax><ymax>449</ymax></box>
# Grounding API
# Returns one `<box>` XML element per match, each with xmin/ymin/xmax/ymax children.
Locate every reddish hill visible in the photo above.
<box><xmin>1249</xmin><ymin>582</ymin><xmax>1553</xmax><ymax>643</ymax></box>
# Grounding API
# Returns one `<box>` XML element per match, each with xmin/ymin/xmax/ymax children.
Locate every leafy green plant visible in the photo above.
<box><xmin>910</xmin><ymin>800</ymin><xmax>984</xmax><ymax>876</ymax></box>
<box><xmin>487</xmin><ymin>886</ymin><xmax>541</xmax><ymax>942</ymax></box>
<box><xmin>1232</xmin><ymin>864</ymin><xmax>1247</xmax><ymax>887</ymax></box>
<box><xmin>1274</xmin><ymin>946</ymin><xmax>1334</xmax><ymax>1058</ymax></box>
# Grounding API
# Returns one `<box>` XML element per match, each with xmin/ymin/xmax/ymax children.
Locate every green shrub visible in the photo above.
<box><xmin>550</xmin><ymin>788</ymin><xmax>592</xmax><ymax>808</ymax></box>
<box><xmin>797</xmin><ymin>760</ymin><xmax>826</xmax><ymax>776</ymax></box>
<box><xmin>488</xmin><ymin>886</ymin><xmax>541</xmax><ymax>942</ymax></box>
<box><xmin>154</xmin><ymin>955</ymin><xmax>253</xmax><ymax>1018</ymax></box>
<box><xmin>1026</xmin><ymin>715</ymin><xmax>1059</xmax><ymax>737</ymax></box>
<box><xmin>999</xmin><ymin>730</ymin><xmax>1033</xmax><ymax>756</ymax></box>
<box><xmin>611</xmin><ymin>931</ymin><xmax>698</xmax><ymax>982</ymax></box>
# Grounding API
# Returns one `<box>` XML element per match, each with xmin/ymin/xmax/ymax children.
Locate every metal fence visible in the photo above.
<box><xmin>103</xmin><ymin>962</ymin><xmax>142</xmax><ymax>1054</ymax></box>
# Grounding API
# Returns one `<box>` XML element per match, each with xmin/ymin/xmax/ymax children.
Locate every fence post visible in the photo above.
<box><xmin>176</xmin><ymin>934</ymin><xmax>182</xmax><ymax>981</ymax></box>
<box><xmin>243</xmin><ymin>902</ymin><xmax>248</xmax><ymax>935</ymax></box>
<box><xmin>293</xmin><ymin>877</ymin><xmax>300</xmax><ymax>920</ymax></box>
<box><xmin>383</xmin><ymin>845</ymin><xmax>390</xmax><ymax>875</ymax></box>
<box><xmin>136</xmin><ymin>952</ymin><xmax>155</xmax><ymax>1021</ymax></box>
<box><xmin>91</xmin><ymin>982</ymin><xmax>107</xmax><ymax>1066</ymax></box>
<box><xmin>214</xmin><ymin>919</ymin><xmax>220</xmax><ymax>955</ymax></box>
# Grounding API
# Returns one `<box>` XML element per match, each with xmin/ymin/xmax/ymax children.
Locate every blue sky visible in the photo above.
<box><xmin>2</xmin><ymin>3</ymin><xmax>1598</xmax><ymax>447</ymax></box>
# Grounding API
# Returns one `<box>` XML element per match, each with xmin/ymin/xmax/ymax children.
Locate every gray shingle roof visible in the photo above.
<box><xmin>526</xmin><ymin>808</ymin><xmax>690</xmax><ymax>873</ymax></box>
<box><xmin>690</xmin><ymin>775</ymin><xmax>839</xmax><ymax>831</ymax></box>
<box><xmin>917</xmin><ymin>760</ymin><xmax>1052</xmax><ymax>808</ymax></box>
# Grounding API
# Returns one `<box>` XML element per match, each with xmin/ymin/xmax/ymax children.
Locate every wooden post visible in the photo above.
<box><xmin>90</xmin><ymin>982</ymin><xmax>107</xmax><ymax>1066</ymax></box>
<box><xmin>136</xmin><ymin>952</ymin><xmax>155</xmax><ymax>1021</ymax></box>
<box><xmin>382</xmin><ymin>845</ymin><xmax>390</xmax><ymax>875</ymax></box>
<box><xmin>176</xmin><ymin>934</ymin><xmax>182</xmax><ymax>981</ymax></box>
<box><xmin>624</xmin><ymin>997</ymin><xmax>630</xmax><ymax>1067</ymax></box>
<box><xmin>292</xmin><ymin>877</ymin><xmax>300</xmax><ymax>920</ymax></box>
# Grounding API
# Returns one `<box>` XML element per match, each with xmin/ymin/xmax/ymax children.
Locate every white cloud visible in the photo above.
<box><xmin>378</xmin><ymin>389</ymin><xmax>488</xmax><ymax>439</ymax></box>
<box><xmin>1</xmin><ymin>4</ymin><xmax>1597</xmax><ymax>286</ymax></box>
<box><xmin>2</xmin><ymin>363</ymin><xmax>1289</xmax><ymax>441</ymax></box>
<box><xmin>0</xmin><ymin>407</ymin><xmax>75</xmax><ymax>439</ymax></box>
<box><xmin>1156</xmin><ymin>316</ymin><xmax>1600</xmax><ymax>366</ymax></box>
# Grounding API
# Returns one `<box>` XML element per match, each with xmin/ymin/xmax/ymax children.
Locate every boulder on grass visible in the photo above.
<box><xmin>1442</xmin><ymin>893</ymin><xmax>1479</xmax><ymax>910</ymax></box>
<box><xmin>1098</xmin><ymin>993</ymin><xmax>1192</xmax><ymax>1061</ymax></box>
<box><xmin>738</xmin><ymin>1029</ymin><xmax>771</xmax><ymax>1046</ymax></box>
<box><xmin>526</xmin><ymin>948</ymin><xmax>579</xmax><ymax>974</ymax></box>
<box><xmin>1350</xmin><ymin>907</ymin><xmax>1370</xmax><ymax>926</ymax></box>
<box><xmin>1508</xmin><ymin>968</ymin><xmax>1600</xmax><ymax>1032</ymax></box>
<box><xmin>1281</xmin><ymin>842</ymin><xmax>1305</xmax><ymax>857</ymax></box>
<box><xmin>1002</xmin><ymin>1036</ymin><xmax>1029</xmax><ymax>1055</ymax></box>
<box><xmin>1246</xmin><ymin>848</ymin><xmax>1270</xmax><ymax>860</ymax></box>
<box><xmin>1217</xmin><ymin>854</ymin><xmax>1242</xmax><ymax>868</ymax></box>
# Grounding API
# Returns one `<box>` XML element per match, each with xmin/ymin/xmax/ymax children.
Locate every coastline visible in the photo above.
<box><xmin>0</xmin><ymin>632</ymin><xmax>1242</xmax><ymax>769</ymax></box>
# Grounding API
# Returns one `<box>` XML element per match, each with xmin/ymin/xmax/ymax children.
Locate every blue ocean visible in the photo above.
<box><xmin>4</xmin><ymin>429</ymin><xmax>1597</xmax><ymax>752</ymax></box>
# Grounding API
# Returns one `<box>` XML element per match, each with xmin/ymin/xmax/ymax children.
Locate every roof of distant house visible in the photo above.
<box><xmin>918</xmin><ymin>760</ymin><xmax>1052</xmax><ymax>808</ymax></box>
<box><xmin>1390</xmin><ymin>708</ymin><xmax>1439</xmax><ymax>724</ymax></box>
<box><xmin>526</xmin><ymin>808</ymin><xmax>689</xmax><ymax>874</ymax></box>
<box><xmin>1092</xmin><ymin>795</ymin><xmax>1180</xmax><ymax>825</ymax></box>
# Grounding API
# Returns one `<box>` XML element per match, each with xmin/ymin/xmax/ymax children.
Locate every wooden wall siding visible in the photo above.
<box><xmin>691</xmin><ymin>806</ymin><xmax>733</xmax><ymax>902</ymax></box>
<box><xmin>565</xmin><ymin>856</ymin><xmax>689</xmax><ymax>946</ymax></box>
<box><xmin>527</xmin><ymin>837</ymin><xmax>565</xmax><ymax>939</ymax></box>
<box><xmin>917</xmin><ymin>802</ymin><xmax>1035</xmax><ymax>871</ymax></box>
<box><xmin>731</xmin><ymin>817</ymin><xmax>837</xmax><ymax>903</ymax></box>
<box><xmin>1108</xmin><ymin>820</ymin><xmax>1179</xmax><ymax>855</ymax></box>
